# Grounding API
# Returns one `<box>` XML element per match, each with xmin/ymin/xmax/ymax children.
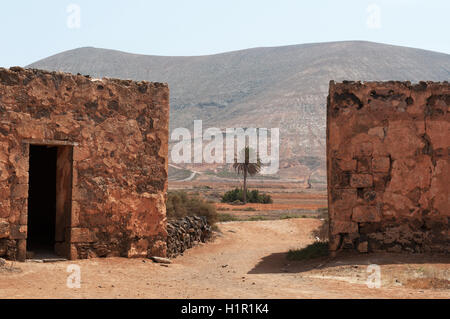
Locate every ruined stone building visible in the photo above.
<box><xmin>327</xmin><ymin>81</ymin><xmax>449</xmax><ymax>254</ymax></box>
<box><xmin>0</xmin><ymin>67</ymin><xmax>169</xmax><ymax>261</ymax></box>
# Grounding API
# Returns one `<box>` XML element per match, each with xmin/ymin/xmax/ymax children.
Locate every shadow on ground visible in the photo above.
<box><xmin>248</xmin><ymin>251</ymin><xmax>450</xmax><ymax>275</ymax></box>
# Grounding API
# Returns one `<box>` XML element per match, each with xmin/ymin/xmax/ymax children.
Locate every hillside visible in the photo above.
<box><xmin>28</xmin><ymin>41</ymin><xmax>450</xmax><ymax>182</ymax></box>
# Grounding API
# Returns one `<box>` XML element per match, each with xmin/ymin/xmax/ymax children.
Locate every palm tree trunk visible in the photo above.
<box><xmin>243</xmin><ymin>167</ymin><xmax>247</xmax><ymax>203</ymax></box>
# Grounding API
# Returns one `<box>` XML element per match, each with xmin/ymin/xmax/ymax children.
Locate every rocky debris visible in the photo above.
<box><xmin>328</xmin><ymin>81</ymin><xmax>449</xmax><ymax>254</ymax></box>
<box><xmin>0</xmin><ymin>239</ymin><xmax>18</xmax><ymax>260</ymax></box>
<box><xmin>150</xmin><ymin>256</ymin><xmax>171</xmax><ymax>264</ymax></box>
<box><xmin>167</xmin><ymin>216</ymin><xmax>212</xmax><ymax>258</ymax></box>
<box><xmin>0</xmin><ymin>220</ymin><xmax>10</xmax><ymax>239</ymax></box>
<box><xmin>0</xmin><ymin>257</ymin><xmax>21</xmax><ymax>273</ymax></box>
<box><xmin>357</xmin><ymin>241</ymin><xmax>368</xmax><ymax>253</ymax></box>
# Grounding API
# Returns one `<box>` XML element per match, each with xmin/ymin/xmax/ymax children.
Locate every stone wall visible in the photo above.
<box><xmin>0</xmin><ymin>67</ymin><xmax>169</xmax><ymax>260</ymax></box>
<box><xmin>166</xmin><ymin>216</ymin><xmax>212</xmax><ymax>258</ymax></box>
<box><xmin>327</xmin><ymin>81</ymin><xmax>449</xmax><ymax>254</ymax></box>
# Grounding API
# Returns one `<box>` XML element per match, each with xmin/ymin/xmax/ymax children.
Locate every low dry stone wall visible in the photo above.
<box><xmin>327</xmin><ymin>81</ymin><xmax>449</xmax><ymax>254</ymax></box>
<box><xmin>166</xmin><ymin>216</ymin><xmax>212</xmax><ymax>258</ymax></box>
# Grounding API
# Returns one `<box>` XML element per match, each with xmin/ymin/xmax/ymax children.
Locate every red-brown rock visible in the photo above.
<box><xmin>350</xmin><ymin>174</ymin><xmax>373</xmax><ymax>188</ymax></box>
<box><xmin>327</xmin><ymin>81</ymin><xmax>449</xmax><ymax>254</ymax></box>
<box><xmin>0</xmin><ymin>67</ymin><xmax>169</xmax><ymax>261</ymax></box>
<box><xmin>352</xmin><ymin>206</ymin><xmax>381</xmax><ymax>223</ymax></box>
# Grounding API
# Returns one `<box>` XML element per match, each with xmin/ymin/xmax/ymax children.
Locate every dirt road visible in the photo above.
<box><xmin>0</xmin><ymin>219</ymin><xmax>448</xmax><ymax>298</ymax></box>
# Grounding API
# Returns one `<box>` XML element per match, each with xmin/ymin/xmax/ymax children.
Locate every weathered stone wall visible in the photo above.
<box><xmin>327</xmin><ymin>81</ymin><xmax>449</xmax><ymax>254</ymax></box>
<box><xmin>166</xmin><ymin>216</ymin><xmax>212</xmax><ymax>258</ymax></box>
<box><xmin>0</xmin><ymin>67</ymin><xmax>169</xmax><ymax>260</ymax></box>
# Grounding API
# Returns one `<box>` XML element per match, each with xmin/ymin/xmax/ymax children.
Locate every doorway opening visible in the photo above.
<box><xmin>27</xmin><ymin>144</ymin><xmax>73</xmax><ymax>259</ymax></box>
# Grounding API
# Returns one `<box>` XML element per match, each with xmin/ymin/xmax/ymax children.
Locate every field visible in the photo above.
<box><xmin>169</xmin><ymin>180</ymin><xmax>328</xmax><ymax>221</ymax></box>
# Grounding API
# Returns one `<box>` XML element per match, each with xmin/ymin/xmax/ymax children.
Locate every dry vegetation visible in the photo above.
<box><xmin>169</xmin><ymin>180</ymin><xmax>328</xmax><ymax>223</ymax></box>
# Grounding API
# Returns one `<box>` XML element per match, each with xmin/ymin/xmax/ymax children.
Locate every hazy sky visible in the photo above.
<box><xmin>1</xmin><ymin>0</ymin><xmax>449</xmax><ymax>67</ymax></box>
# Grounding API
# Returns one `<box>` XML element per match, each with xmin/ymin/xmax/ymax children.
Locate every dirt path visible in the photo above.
<box><xmin>0</xmin><ymin>219</ymin><xmax>448</xmax><ymax>298</ymax></box>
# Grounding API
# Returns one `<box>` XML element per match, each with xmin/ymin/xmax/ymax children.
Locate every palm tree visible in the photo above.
<box><xmin>233</xmin><ymin>147</ymin><xmax>262</xmax><ymax>203</ymax></box>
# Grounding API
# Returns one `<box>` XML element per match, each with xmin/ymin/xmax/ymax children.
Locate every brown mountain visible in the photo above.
<box><xmin>27</xmin><ymin>41</ymin><xmax>450</xmax><ymax>182</ymax></box>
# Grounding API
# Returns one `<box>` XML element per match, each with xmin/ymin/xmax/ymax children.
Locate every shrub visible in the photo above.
<box><xmin>312</xmin><ymin>208</ymin><xmax>329</xmax><ymax>241</ymax></box>
<box><xmin>166</xmin><ymin>191</ymin><xmax>218</xmax><ymax>225</ymax></box>
<box><xmin>287</xmin><ymin>242</ymin><xmax>329</xmax><ymax>261</ymax></box>
<box><xmin>280</xmin><ymin>214</ymin><xmax>296</xmax><ymax>220</ymax></box>
<box><xmin>217</xmin><ymin>214</ymin><xmax>239</xmax><ymax>222</ymax></box>
<box><xmin>248</xmin><ymin>216</ymin><xmax>268</xmax><ymax>221</ymax></box>
<box><xmin>221</xmin><ymin>188</ymin><xmax>273</xmax><ymax>204</ymax></box>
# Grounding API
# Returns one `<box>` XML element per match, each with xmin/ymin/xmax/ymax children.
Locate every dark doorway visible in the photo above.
<box><xmin>27</xmin><ymin>145</ymin><xmax>58</xmax><ymax>253</ymax></box>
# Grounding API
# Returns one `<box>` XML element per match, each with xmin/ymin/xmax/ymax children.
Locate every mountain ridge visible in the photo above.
<box><xmin>29</xmin><ymin>40</ymin><xmax>450</xmax><ymax>60</ymax></box>
<box><xmin>27</xmin><ymin>41</ymin><xmax>450</xmax><ymax>182</ymax></box>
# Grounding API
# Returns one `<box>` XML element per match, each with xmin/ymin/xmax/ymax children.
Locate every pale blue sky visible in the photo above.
<box><xmin>1</xmin><ymin>0</ymin><xmax>449</xmax><ymax>67</ymax></box>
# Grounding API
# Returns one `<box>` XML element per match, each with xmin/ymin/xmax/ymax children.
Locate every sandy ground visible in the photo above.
<box><xmin>0</xmin><ymin>219</ymin><xmax>448</xmax><ymax>299</ymax></box>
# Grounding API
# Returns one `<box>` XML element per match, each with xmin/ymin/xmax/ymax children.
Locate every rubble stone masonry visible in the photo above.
<box><xmin>327</xmin><ymin>81</ymin><xmax>449</xmax><ymax>254</ymax></box>
<box><xmin>0</xmin><ymin>67</ymin><xmax>169</xmax><ymax>260</ymax></box>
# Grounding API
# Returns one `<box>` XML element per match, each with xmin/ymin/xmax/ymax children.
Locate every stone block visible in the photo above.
<box><xmin>0</xmin><ymin>219</ymin><xmax>10</xmax><ymax>238</ymax></box>
<box><xmin>0</xmin><ymin>240</ymin><xmax>7</xmax><ymax>255</ymax></box>
<box><xmin>356</xmin><ymin>157</ymin><xmax>371</xmax><ymax>173</ymax></box>
<box><xmin>69</xmin><ymin>244</ymin><xmax>78</xmax><ymax>260</ymax></box>
<box><xmin>70</xmin><ymin>228</ymin><xmax>97</xmax><ymax>243</ymax></box>
<box><xmin>149</xmin><ymin>240</ymin><xmax>167</xmax><ymax>257</ymax></box>
<box><xmin>384</xmin><ymin>121</ymin><xmax>424</xmax><ymax>160</ymax></box>
<box><xmin>331</xmin><ymin>188</ymin><xmax>357</xmax><ymax>208</ymax></box>
<box><xmin>329</xmin><ymin>207</ymin><xmax>352</xmax><ymax>221</ymax></box>
<box><xmin>426</xmin><ymin>120</ymin><xmax>449</xmax><ymax>150</ymax></box>
<box><xmin>353</xmin><ymin>141</ymin><xmax>373</xmax><ymax>157</ymax></box>
<box><xmin>73</xmin><ymin>147</ymin><xmax>90</xmax><ymax>162</ymax></box>
<box><xmin>10</xmin><ymin>225</ymin><xmax>27</xmax><ymax>240</ymax></box>
<box><xmin>372</xmin><ymin>157</ymin><xmax>390</xmax><ymax>173</ymax></box>
<box><xmin>0</xmin><ymin>201</ymin><xmax>10</xmax><ymax>218</ymax></box>
<box><xmin>337</xmin><ymin>158</ymin><xmax>357</xmax><ymax>171</ymax></box>
<box><xmin>350</xmin><ymin>174</ymin><xmax>373</xmax><ymax>188</ymax></box>
<box><xmin>19</xmin><ymin>212</ymin><xmax>27</xmax><ymax>225</ymax></box>
<box><xmin>0</xmin><ymin>160</ymin><xmax>9</xmax><ymax>182</ymax></box>
<box><xmin>387</xmin><ymin>157</ymin><xmax>432</xmax><ymax>194</ymax></box>
<box><xmin>330</xmin><ymin>220</ymin><xmax>358</xmax><ymax>234</ymax></box>
<box><xmin>331</xmin><ymin>172</ymin><xmax>351</xmax><ymax>188</ymax></box>
<box><xmin>368</xmin><ymin>126</ymin><xmax>385</xmax><ymax>139</ymax></box>
<box><xmin>373</xmin><ymin>173</ymin><xmax>389</xmax><ymax>191</ymax></box>
<box><xmin>10</xmin><ymin>183</ymin><xmax>28</xmax><ymax>199</ymax></box>
<box><xmin>329</xmin><ymin>234</ymin><xmax>341</xmax><ymax>251</ymax></box>
<box><xmin>71</xmin><ymin>201</ymin><xmax>80</xmax><ymax>227</ymax></box>
<box><xmin>352</xmin><ymin>206</ymin><xmax>381</xmax><ymax>222</ymax></box>
<box><xmin>127</xmin><ymin>239</ymin><xmax>149</xmax><ymax>258</ymax></box>
<box><xmin>17</xmin><ymin>239</ymin><xmax>26</xmax><ymax>261</ymax></box>
<box><xmin>357</xmin><ymin>241</ymin><xmax>368</xmax><ymax>253</ymax></box>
